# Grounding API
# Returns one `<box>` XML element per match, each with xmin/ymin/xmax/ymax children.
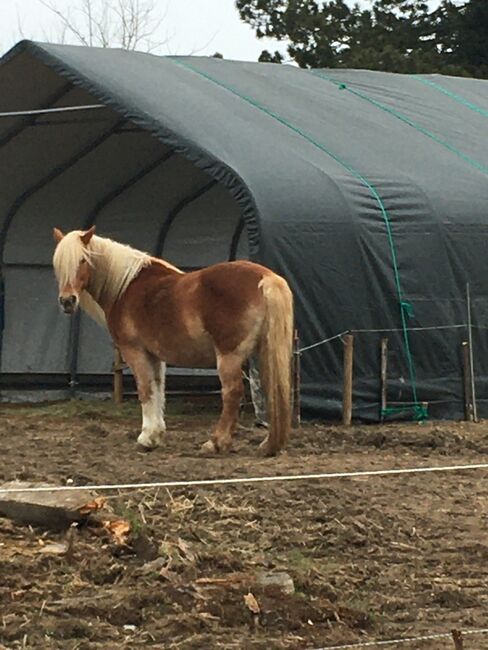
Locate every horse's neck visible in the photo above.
<box><xmin>86</xmin><ymin>264</ymin><xmax>113</xmax><ymax>311</ymax></box>
<box><xmin>151</xmin><ymin>256</ymin><xmax>185</xmax><ymax>276</ymax></box>
<box><xmin>88</xmin><ymin>238</ymin><xmax>150</xmax><ymax>303</ymax></box>
<box><xmin>80</xmin><ymin>241</ymin><xmax>181</xmax><ymax>323</ymax></box>
<box><xmin>79</xmin><ymin>289</ymin><xmax>109</xmax><ymax>327</ymax></box>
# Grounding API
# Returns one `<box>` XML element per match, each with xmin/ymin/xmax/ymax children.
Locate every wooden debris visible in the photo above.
<box><xmin>452</xmin><ymin>630</ymin><xmax>464</xmax><ymax>650</ymax></box>
<box><xmin>102</xmin><ymin>519</ymin><xmax>131</xmax><ymax>545</ymax></box>
<box><xmin>195</xmin><ymin>573</ymin><xmax>251</xmax><ymax>587</ymax></box>
<box><xmin>244</xmin><ymin>591</ymin><xmax>261</xmax><ymax>629</ymax></box>
<box><xmin>38</xmin><ymin>542</ymin><xmax>68</xmax><ymax>556</ymax></box>
<box><xmin>139</xmin><ymin>557</ymin><xmax>167</xmax><ymax>575</ymax></box>
<box><xmin>176</xmin><ymin>537</ymin><xmax>197</xmax><ymax>563</ymax></box>
<box><xmin>77</xmin><ymin>496</ymin><xmax>106</xmax><ymax>515</ymax></box>
<box><xmin>244</xmin><ymin>592</ymin><xmax>260</xmax><ymax>614</ymax></box>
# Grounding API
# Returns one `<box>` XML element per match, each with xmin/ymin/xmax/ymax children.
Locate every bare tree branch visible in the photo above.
<box><xmin>38</xmin><ymin>0</ymin><xmax>90</xmax><ymax>46</ymax></box>
<box><xmin>36</xmin><ymin>0</ymin><xmax>170</xmax><ymax>51</ymax></box>
<box><xmin>186</xmin><ymin>30</ymin><xmax>220</xmax><ymax>57</ymax></box>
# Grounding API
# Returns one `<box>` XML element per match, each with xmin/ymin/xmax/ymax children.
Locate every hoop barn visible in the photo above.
<box><xmin>1</xmin><ymin>40</ymin><xmax>487</xmax><ymax>419</ymax></box>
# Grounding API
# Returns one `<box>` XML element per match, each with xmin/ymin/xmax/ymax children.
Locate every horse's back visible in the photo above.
<box><xmin>112</xmin><ymin>259</ymin><xmax>287</xmax><ymax>363</ymax></box>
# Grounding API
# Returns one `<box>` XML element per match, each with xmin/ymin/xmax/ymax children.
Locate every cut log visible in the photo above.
<box><xmin>0</xmin><ymin>482</ymin><xmax>98</xmax><ymax>530</ymax></box>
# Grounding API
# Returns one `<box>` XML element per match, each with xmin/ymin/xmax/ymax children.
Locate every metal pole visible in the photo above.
<box><xmin>466</xmin><ymin>283</ymin><xmax>478</xmax><ymax>422</ymax></box>
<box><xmin>68</xmin><ymin>312</ymin><xmax>81</xmax><ymax>399</ymax></box>
<box><xmin>0</xmin><ymin>104</ymin><xmax>105</xmax><ymax>119</ymax></box>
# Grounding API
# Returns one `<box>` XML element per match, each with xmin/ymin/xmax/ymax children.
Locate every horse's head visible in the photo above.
<box><xmin>52</xmin><ymin>226</ymin><xmax>96</xmax><ymax>315</ymax></box>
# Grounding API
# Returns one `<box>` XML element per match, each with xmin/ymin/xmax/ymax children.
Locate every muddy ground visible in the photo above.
<box><xmin>1</xmin><ymin>397</ymin><xmax>488</xmax><ymax>649</ymax></box>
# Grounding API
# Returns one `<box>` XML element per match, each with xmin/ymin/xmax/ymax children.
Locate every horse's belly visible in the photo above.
<box><xmin>165</xmin><ymin>348</ymin><xmax>216</xmax><ymax>368</ymax></box>
<box><xmin>157</xmin><ymin>335</ymin><xmax>216</xmax><ymax>368</ymax></box>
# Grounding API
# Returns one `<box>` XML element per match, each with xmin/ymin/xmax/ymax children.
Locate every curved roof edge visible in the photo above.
<box><xmin>0</xmin><ymin>40</ymin><xmax>261</xmax><ymax>257</ymax></box>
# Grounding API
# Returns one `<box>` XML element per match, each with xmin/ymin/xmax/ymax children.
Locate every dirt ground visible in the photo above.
<box><xmin>1</xmin><ymin>397</ymin><xmax>488</xmax><ymax>650</ymax></box>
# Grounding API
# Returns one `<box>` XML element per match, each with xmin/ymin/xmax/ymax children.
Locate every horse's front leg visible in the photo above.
<box><xmin>120</xmin><ymin>346</ymin><xmax>166</xmax><ymax>449</ymax></box>
<box><xmin>154</xmin><ymin>360</ymin><xmax>167</xmax><ymax>434</ymax></box>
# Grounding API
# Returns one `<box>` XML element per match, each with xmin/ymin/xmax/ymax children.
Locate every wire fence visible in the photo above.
<box><xmin>297</xmin><ymin>323</ymin><xmax>470</xmax><ymax>355</ymax></box>
<box><xmin>2</xmin><ymin>461</ymin><xmax>488</xmax><ymax>495</ymax></box>
<box><xmin>309</xmin><ymin>627</ymin><xmax>488</xmax><ymax>649</ymax></box>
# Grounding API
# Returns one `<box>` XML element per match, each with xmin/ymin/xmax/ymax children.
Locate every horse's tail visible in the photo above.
<box><xmin>259</xmin><ymin>273</ymin><xmax>294</xmax><ymax>455</ymax></box>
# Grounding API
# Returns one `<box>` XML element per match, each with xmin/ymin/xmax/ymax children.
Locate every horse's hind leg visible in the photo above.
<box><xmin>120</xmin><ymin>345</ymin><xmax>165</xmax><ymax>449</ymax></box>
<box><xmin>248</xmin><ymin>354</ymin><xmax>268</xmax><ymax>428</ymax></box>
<box><xmin>203</xmin><ymin>353</ymin><xmax>244</xmax><ymax>454</ymax></box>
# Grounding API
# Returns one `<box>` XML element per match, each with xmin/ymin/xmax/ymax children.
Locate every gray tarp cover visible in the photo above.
<box><xmin>1</xmin><ymin>40</ymin><xmax>488</xmax><ymax>419</ymax></box>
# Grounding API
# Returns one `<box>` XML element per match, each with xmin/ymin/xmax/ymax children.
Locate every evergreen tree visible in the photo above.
<box><xmin>236</xmin><ymin>0</ymin><xmax>488</xmax><ymax>77</ymax></box>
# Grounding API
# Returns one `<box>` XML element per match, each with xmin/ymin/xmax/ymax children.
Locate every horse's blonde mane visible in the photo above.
<box><xmin>53</xmin><ymin>231</ymin><xmax>181</xmax><ymax>326</ymax></box>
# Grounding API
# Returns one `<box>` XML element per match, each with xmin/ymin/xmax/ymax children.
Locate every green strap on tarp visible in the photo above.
<box><xmin>413</xmin><ymin>76</ymin><xmax>488</xmax><ymax>119</ymax></box>
<box><xmin>172</xmin><ymin>57</ymin><xmax>422</xmax><ymax>415</ymax></box>
<box><xmin>382</xmin><ymin>403</ymin><xmax>428</xmax><ymax>421</ymax></box>
<box><xmin>310</xmin><ymin>69</ymin><xmax>488</xmax><ymax>419</ymax></box>
<box><xmin>311</xmin><ymin>71</ymin><xmax>488</xmax><ymax>176</ymax></box>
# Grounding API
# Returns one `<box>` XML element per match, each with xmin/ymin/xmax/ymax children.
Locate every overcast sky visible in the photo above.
<box><xmin>1</xmin><ymin>0</ymin><xmax>441</xmax><ymax>62</ymax></box>
<box><xmin>0</xmin><ymin>0</ymin><xmax>289</xmax><ymax>61</ymax></box>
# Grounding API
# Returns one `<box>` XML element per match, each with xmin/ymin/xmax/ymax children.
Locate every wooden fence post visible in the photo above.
<box><xmin>451</xmin><ymin>629</ymin><xmax>463</xmax><ymax>649</ymax></box>
<box><xmin>342</xmin><ymin>334</ymin><xmax>354</xmax><ymax>426</ymax></box>
<box><xmin>462</xmin><ymin>341</ymin><xmax>473</xmax><ymax>422</ymax></box>
<box><xmin>113</xmin><ymin>347</ymin><xmax>124</xmax><ymax>405</ymax></box>
<box><xmin>380</xmin><ymin>337</ymin><xmax>388</xmax><ymax>422</ymax></box>
<box><xmin>292</xmin><ymin>330</ymin><xmax>301</xmax><ymax>428</ymax></box>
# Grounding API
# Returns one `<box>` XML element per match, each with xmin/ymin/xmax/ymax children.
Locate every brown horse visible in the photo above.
<box><xmin>52</xmin><ymin>227</ymin><xmax>293</xmax><ymax>455</ymax></box>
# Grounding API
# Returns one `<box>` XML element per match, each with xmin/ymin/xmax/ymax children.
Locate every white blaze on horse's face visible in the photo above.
<box><xmin>52</xmin><ymin>226</ymin><xmax>95</xmax><ymax>315</ymax></box>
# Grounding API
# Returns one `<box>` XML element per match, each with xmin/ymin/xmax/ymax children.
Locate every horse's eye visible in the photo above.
<box><xmin>80</xmin><ymin>259</ymin><xmax>86</xmax><ymax>265</ymax></box>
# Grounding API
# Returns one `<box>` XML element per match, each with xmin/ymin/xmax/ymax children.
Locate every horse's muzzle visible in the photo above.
<box><xmin>59</xmin><ymin>295</ymin><xmax>78</xmax><ymax>314</ymax></box>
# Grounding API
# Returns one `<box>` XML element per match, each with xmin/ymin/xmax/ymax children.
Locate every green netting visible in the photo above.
<box><xmin>382</xmin><ymin>404</ymin><xmax>429</xmax><ymax>421</ymax></box>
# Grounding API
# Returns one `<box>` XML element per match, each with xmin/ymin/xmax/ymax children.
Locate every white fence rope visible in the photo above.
<box><xmin>0</xmin><ymin>104</ymin><xmax>105</xmax><ymax>118</ymax></box>
<box><xmin>2</xmin><ymin>462</ymin><xmax>488</xmax><ymax>495</ymax></box>
<box><xmin>310</xmin><ymin>627</ymin><xmax>488</xmax><ymax>649</ymax></box>
<box><xmin>298</xmin><ymin>324</ymin><xmax>468</xmax><ymax>354</ymax></box>
<box><xmin>352</xmin><ymin>324</ymin><xmax>467</xmax><ymax>334</ymax></box>
<box><xmin>298</xmin><ymin>331</ymin><xmax>349</xmax><ymax>353</ymax></box>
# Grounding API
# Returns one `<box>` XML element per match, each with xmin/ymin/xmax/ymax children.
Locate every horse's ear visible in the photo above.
<box><xmin>81</xmin><ymin>225</ymin><xmax>96</xmax><ymax>245</ymax></box>
<box><xmin>53</xmin><ymin>228</ymin><xmax>64</xmax><ymax>243</ymax></box>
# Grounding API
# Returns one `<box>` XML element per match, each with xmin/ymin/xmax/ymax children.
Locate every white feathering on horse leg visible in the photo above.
<box><xmin>137</xmin><ymin>380</ymin><xmax>165</xmax><ymax>449</ymax></box>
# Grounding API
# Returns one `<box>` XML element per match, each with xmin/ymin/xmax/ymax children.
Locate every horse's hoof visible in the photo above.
<box><xmin>200</xmin><ymin>440</ymin><xmax>217</xmax><ymax>455</ymax></box>
<box><xmin>137</xmin><ymin>431</ymin><xmax>160</xmax><ymax>450</ymax></box>
<box><xmin>258</xmin><ymin>437</ymin><xmax>280</xmax><ymax>457</ymax></box>
<box><xmin>136</xmin><ymin>443</ymin><xmax>156</xmax><ymax>453</ymax></box>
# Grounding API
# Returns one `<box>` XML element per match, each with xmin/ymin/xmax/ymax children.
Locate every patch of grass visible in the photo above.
<box><xmin>3</xmin><ymin>399</ymin><xmax>139</xmax><ymax>420</ymax></box>
<box><xmin>343</xmin><ymin>597</ymin><xmax>381</xmax><ymax>627</ymax></box>
<box><xmin>3</xmin><ymin>395</ymin><xmax>221</xmax><ymax>420</ymax></box>
<box><xmin>286</xmin><ymin>549</ymin><xmax>316</xmax><ymax>576</ymax></box>
<box><xmin>112</xmin><ymin>500</ymin><xmax>145</xmax><ymax>536</ymax></box>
